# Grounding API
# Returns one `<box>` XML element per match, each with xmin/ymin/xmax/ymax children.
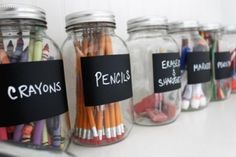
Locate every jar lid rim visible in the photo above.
<box><xmin>168</xmin><ymin>20</ymin><xmax>200</xmax><ymax>32</ymax></box>
<box><xmin>0</xmin><ymin>3</ymin><xmax>46</xmax><ymax>24</ymax></box>
<box><xmin>65</xmin><ymin>10</ymin><xmax>115</xmax><ymax>28</ymax></box>
<box><xmin>127</xmin><ymin>16</ymin><xmax>168</xmax><ymax>32</ymax></box>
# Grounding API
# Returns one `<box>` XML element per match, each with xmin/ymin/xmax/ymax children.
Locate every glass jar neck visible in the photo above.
<box><xmin>128</xmin><ymin>28</ymin><xmax>167</xmax><ymax>39</ymax></box>
<box><xmin>67</xmin><ymin>22</ymin><xmax>115</xmax><ymax>37</ymax></box>
<box><xmin>0</xmin><ymin>19</ymin><xmax>47</xmax><ymax>37</ymax></box>
<box><xmin>171</xmin><ymin>29</ymin><xmax>200</xmax><ymax>37</ymax></box>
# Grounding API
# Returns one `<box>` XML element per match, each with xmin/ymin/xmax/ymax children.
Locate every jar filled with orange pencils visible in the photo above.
<box><xmin>126</xmin><ymin>16</ymin><xmax>181</xmax><ymax>125</ymax></box>
<box><xmin>0</xmin><ymin>4</ymin><xmax>70</xmax><ymax>151</ymax></box>
<box><xmin>62</xmin><ymin>11</ymin><xmax>133</xmax><ymax>146</ymax></box>
<box><xmin>199</xmin><ymin>24</ymin><xmax>232</xmax><ymax>101</ymax></box>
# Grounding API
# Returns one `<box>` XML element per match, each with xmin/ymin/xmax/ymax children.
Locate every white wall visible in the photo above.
<box><xmin>221</xmin><ymin>0</ymin><xmax>235</xmax><ymax>25</ymax></box>
<box><xmin>0</xmin><ymin>0</ymin><xmax>222</xmax><ymax>46</ymax></box>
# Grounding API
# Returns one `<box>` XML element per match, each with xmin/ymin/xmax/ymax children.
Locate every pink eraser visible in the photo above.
<box><xmin>134</xmin><ymin>94</ymin><xmax>159</xmax><ymax>113</ymax></box>
<box><xmin>146</xmin><ymin>108</ymin><xmax>168</xmax><ymax>123</ymax></box>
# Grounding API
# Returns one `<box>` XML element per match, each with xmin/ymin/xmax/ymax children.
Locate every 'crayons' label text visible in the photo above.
<box><xmin>8</xmin><ymin>82</ymin><xmax>62</xmax><ymax>100</ymax></box>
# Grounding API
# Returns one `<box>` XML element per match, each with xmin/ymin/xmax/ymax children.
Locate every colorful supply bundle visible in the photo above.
<box><xmin>127</xmin><ymin>16</ymin><xmax>181</xmax><ymax>125</ymax></box>
<box><xmin>200</xmin><ymin>24</ymin><xmax>232</xmax><ymax>100</ymax></box>
<box><xmin>222</xmin><ymin>25</ymin><xmax>236</xmax><ymax>93</ymax></box>
<box><xmin>0</xmin><ymin>4</ymin><xmax>70</xmax><ymax>150</ymax></box>
<box><xmin>63</xmin><ymin>11</ymin><xmax>133</xmax><ymax>146</ymax></box>
<box><xmin>169</xmin><ymin>21</ymin><xmax>211</xmax><ymax>111</ymax></box>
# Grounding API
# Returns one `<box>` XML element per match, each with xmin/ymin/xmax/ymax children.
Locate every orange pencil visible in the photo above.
<box><xmin>74</xmin><ymin>40</ymin><xmax>85</xmax><ymax>139</ymax></box>
<box><xmin>94</xmin><ymin>32</ymin><xmax>106</xmax><ymax>144</ymax></box>
<box><xmin>108</xmin><ymin>103</ymin><xmax>117</xmax><ymax>141</ymax></box>
<box><xmin>116</xmin><ymin>102</ymin><xmax>125</xmax><ymax>135</ymax></box>
<box><xmin>86</xmin><ymin>107</ymin><xmax>98</xmax><ymax>142</ymax></box>
<box><xmin>96</xmin><ymin>106</ymin><xmax>104</xmax><ymax>142</ymax></box>
<box><xmin>98</xmin><ymin>32</ymin><xmax>106</xmax><ymax>56</ymax></box>
<box><xmin>105</xmin><ymin>35</ymin><xmax>113</xmax><ymax>55</ymax></box>
<box><xmin>82</xmin><ymin>107</ymin><xmax>88</xmax><ymax>143</ymax></box>
<box><xmin>114</xmin><ymin>102</ymin><xmax>122</xmax><ymax>138</ymax></box>
<box><xmin>82</xmin><ymin>31</ymin><xmax>89</xmax><ymax>56</ymax></box>
<box><xmin>87</xmin><ymin>31</ymin><xmax>94</xmax><ymax>56</ymax></box>
<box><xmin>104</xmin><ymin>105</ymin><xmax>111</xmax><ymax>142</ymax></box>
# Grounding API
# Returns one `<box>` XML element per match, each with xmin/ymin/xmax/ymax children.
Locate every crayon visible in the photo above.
<box><xmin>21</xmin><ymin>123</ymin><xmax>34</xmax><ymax>143</ymax></box>
<box><xmin>47</xmin><ymin>116</ymin><xmax>61</xmax><ymax>148</ymax></box>
<box><xmin>42</xmin><ymin>124</ymin><xmax>49</xmax><ymax>146</ymax></box>
<box><xmin>28</xmin><ymin>32</ymin><xmax>35</xmax><ymax>62</ymax></box>
<box><xmin>0</xmin><ymin>128</ymin><xmax>8</xmax><ymax>141</ymax></box>
<box><xmin>10</xmin><ymin>36</ymin><xmax>24</xmax><ymax>63</ymax></box>
<box><xmin>6</xmin><ymin>126</ymin><xmax>15</xmax><ymax>139</ymax></box>
<box><xmin>13</xmin><ymin>124</ymin><xmax>24</xmax><ymax>142</ymax></box>
<box><xmin>32</xmin><ymin>120</ymin><xmax>44</xmax><ymax>145</ymax></box>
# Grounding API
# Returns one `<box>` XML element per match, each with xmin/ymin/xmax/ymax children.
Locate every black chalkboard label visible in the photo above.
<box><xmin>0</xmin><ymin>60</ymin><xmax>68</xmax><ymax>127</ymax></box>
<box><xmin>187</xmin><ymin>52</ymin><xmax>211</xmax><ymax>84</ymax></box>
<box><xmin>215</xmin><ymin>51</ymin><xmax>231</xmax><ymax>80</ymax></box>
<box><xmin>153</xmin><ymin>53</ymin><xmax>181</xmax><ymax>93</ymax></box>
<box><xmin>81</xmin><ymin>54</ymin><xmax>132</xmax><ymax>106</ymax></box>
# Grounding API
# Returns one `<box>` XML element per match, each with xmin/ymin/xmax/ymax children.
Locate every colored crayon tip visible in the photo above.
<box><xmin>7</xmin><ymin>40</ymin><xmax>13</xmax><ymax>48</ymax></box>
<box><xmin>16</xmin><ymin>38</ymin><xmax>24</xmax><ymax>46</ymax></box>
<box><xmin>43</xmin><ymin>44</ymin><xmax>49</xmax><ymax>51</ymax></box>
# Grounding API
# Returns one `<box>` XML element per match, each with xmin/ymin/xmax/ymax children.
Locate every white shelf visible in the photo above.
<box><xmin>1</xmin><ymin>95</ymin><xmax>236</xmax><ymax>157</ymax></box>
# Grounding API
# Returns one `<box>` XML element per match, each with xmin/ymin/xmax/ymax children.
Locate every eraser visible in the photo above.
<box><xmin>134</xmin><ymin>94</ymin><xmax>158</xmax><ymax>113</ymax></box>
<box><xmin>146</xmin><ymin>108</ymin><xmax>168</xmax><ymax>123</ymax></box>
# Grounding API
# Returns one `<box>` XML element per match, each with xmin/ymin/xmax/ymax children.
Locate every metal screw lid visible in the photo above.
<box><xmin>0</xmin><ymin>3</ymin><xmax>46</xmax><ymax>23</ymax></box>
<box><xmin>168</xmin><ymin>20</ymin><xmax>200</xmax><ymax>33</ymax></box>
<box><xmin>127</xmin><ymin>16</ymin><xmax>168</xmax><ymax>33</ymax></box>
<box><xmin>65</xmin><ymin>10</ymin><xmax>115</xmax><ymax>30</ymax></box>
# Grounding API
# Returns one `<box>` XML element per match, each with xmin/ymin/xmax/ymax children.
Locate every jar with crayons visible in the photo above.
<box><xmin>126</xmin><ymin>16</ymin><xmax>181</xmax><ymax>125</ymax></box>
<box><xmin>223</xmin><ymin>25</ymin><xmax>236</xmax><ymax>93</ymax></box>
<box><xmin>169</xmin><ymin>21</ymin><xmax>211</xmax><ymax>111</ymax></box>
<box><xmin>62</xmin><ymin>11</ymin><xmax>133</xmax><ymax>146</ymax></box>
<box><xmin>200</xmin><ymin>24</ymin><xmax>232</xmax><ymax>100</ymax></box>
<box><xmin>0</xmin><ymin>4</ymin><xmax>70</xmax><ymax>151</ymax></box>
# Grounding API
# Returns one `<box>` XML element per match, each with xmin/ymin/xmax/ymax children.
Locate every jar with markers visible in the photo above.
<box><xmin>0</xmin><ymin>4</ymin><xmax>70</xmax><ymax>151</ymax></box>
<box><xmin>169</xmin><ymin>21</ymin><xmax>211</xmax><ymax>111</ymax></box>
<box><xmin>126</xmin><ymin>16</ymin><xmax>181</xmax><ymax>125</ymax></box>
<box><xmin>200</xmin><ymin>24</ymin><xmax>232</xmax><ymax>100</ymax></box>
<box><xmin>62</xmin><ymin>11</ymin><xmax>133</xmax><ymax>146</ymax></box>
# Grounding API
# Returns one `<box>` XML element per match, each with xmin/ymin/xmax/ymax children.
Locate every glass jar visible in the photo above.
<box><xmin>126</xmin><ymin>16</ymin><xmax>181</xmax><ymax>125</ymax></box>
<box><xmin>0</xmin><ymin>4</ymin><xmax>70</xmax><ymax>151</ymax></box>
<box><xmin>62</xmin><ymin>11</ymin><xmax>133</xmax><ymax>146</ymax></box>
<box><xmin>223</xmin><ymin>25</ymin><xmax>236</xmax><ymax>93</ymax></box>
<box><xmin>169</xmin><ymin>21</ymin><xmax>211</xmax><ymax>111</ymax></box>
<box><xmin>200</xmin><ymin>24</ymin><xmax>232</xmax><ymax>100</ymax></box>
